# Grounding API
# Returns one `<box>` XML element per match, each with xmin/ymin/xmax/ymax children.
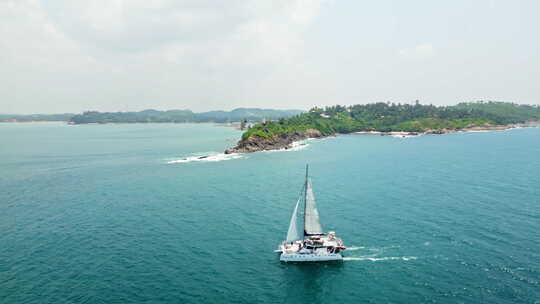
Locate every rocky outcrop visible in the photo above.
<box><xmin>224</xmin><ymin>128</ymin><xmax>323</xmax><ymax>154</ymax></box>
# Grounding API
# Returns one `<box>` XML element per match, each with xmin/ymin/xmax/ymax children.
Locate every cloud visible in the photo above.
<box><xmin>398</xmin><ymin>43</ymin><xmax>434</xmax><ymax>57</ymax></box>
<box><xmin>0</xmin><ymin>0</ymin><xmax>326</xmax><ymax>113</ymax></box>
<box><xmin>3</xmin><ymin>0</ymin><xmax>325</xmax><ymax>68</ymax></box>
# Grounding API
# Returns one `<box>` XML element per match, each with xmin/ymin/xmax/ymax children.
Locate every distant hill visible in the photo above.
<box><xmin>0</xmin><ymin>113</ymin><xmax>75</xmax><ymax>122</ymax></box>
<box><xmin>195</xmin><ymin>108</ymin><xmax>305</xmax><ymax>122</ymax></box>
<box><xmin>68</xmin><ymin>108</ymin><xmax>304</xmax><ymax>124</ymax></box>
<box><xmin>0</xmin><ymin>108</ymin><xmax>304</xmax><ymax>124</ymax></box>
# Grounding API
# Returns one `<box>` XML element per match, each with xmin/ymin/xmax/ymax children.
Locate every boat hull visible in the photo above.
<box><xmin>280</xmin><ymin>252</ymin><xmax>343</xmax><ymax>262</ymax></box>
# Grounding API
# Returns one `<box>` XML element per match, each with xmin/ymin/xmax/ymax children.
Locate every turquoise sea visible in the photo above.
<box><xmin>1</xmin><ymin>122</ymin><xmax>539</xmax><ymax>303</ymax></box>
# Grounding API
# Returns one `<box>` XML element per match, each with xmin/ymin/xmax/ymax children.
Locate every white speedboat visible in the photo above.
<box><xmin>276</xmin><ymin>165</ymin><xmax>346</xmax><ymax>262</ymax></box>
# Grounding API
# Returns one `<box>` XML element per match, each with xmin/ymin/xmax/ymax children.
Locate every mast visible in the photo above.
<box><xmin>303</xmin><ymin>164</ymin><xmax>308</xmax><ymax>236</ymax></box>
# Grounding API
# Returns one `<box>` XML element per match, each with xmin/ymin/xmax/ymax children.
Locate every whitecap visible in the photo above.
<box><xmin>504</xmin><ymin>126</ymin><xmax>528</xmax><ymax>131</ymax></box>
<box><xmin>263</xmin><ymin>140</ymin><xmax>310</xmax><ymax>153</ymax></box>
<box><xmin>288</xmin><ymin>141</ymin><xmax>309</xmax><ymax>151</ymax></box>
<box><xmin>167</xmin><ymin>152</ymin><xmax>244</xmax><ymax>164</ymax></box>
<box><xmin>464</xmin><ymin>130</ymin><xmax>490</xmax><ymax>133</ymax></box>
<box><xmin>391</xmin><ymin>134</ymin><xmax>417</xmax><ymax>139</ymax></box>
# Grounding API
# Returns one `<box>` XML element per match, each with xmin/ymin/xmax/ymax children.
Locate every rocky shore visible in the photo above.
<box><xmin>224</xmin><ymin>124</ymin><xmax>520</xmax><ymax>154</ymax></box>
<box><xmin>224</xmin><ymin>128</ymin><xmax>322</xmax><ymax>154</ymax></box>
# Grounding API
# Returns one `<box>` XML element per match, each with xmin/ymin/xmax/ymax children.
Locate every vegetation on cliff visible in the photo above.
<box><xmin>241</xmin><ymin>101</ymin><xmax>540</xmax><ymax>140</ymax></box>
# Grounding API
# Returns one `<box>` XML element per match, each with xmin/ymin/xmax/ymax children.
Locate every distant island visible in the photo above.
<box><xmin>0</xmin><ymin>108</ymin><xmax>304</xmax><ymax>124</ymax></box>
<box><xmin>225</xmin><ymin>101</ymin><xmax>540</xmax><ymax>154</ymax></box>
<box><xmin>69</xmin><ymin>108</ymin><xmax>303</xmax><ymax>124</ymax></box>
<box><xmin>0</xmin><ymin>113</ymin><xmax>75</xmax><ymax>122</ymax></box>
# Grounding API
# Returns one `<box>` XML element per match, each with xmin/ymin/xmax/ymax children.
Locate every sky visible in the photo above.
<box><xmin>1</xmin><ymin>0</ymin><xmax>539</xmax><ymax>114</ymax></box>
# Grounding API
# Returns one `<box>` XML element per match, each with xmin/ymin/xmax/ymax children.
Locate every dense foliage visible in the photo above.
<box><xmin>242</xmin><ymin>101</ymin><xmax>540</xmax><ymax>140</ymax></box>
<box><xmin>68</xmin><ymin>108</ymin><xmax>303</xmax><ymax>124</ymax></box>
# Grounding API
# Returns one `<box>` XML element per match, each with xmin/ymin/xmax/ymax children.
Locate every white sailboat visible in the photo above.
<box><xmin>277</xmin><ymin>165</ymin><xmax>346</xmax><ymax>262</ymax></box>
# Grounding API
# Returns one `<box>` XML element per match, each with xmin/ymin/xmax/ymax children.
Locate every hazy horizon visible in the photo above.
<box><xmin>0</xmin><ymin>106</ymin><xmax>307</xmax><ymax>116</ymax></box>
<box><xmin>2</xmin><ymin>1</ymin><xmax>539</xmax><ymax>114</ymax></box>
<box><xmin>2</xmin><ymin>100</ymin><xmax>538</xmax><ymax>116</ymax></box>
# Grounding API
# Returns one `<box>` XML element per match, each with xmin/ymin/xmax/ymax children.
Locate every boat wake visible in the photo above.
<box><xmin>343</xmin><ymin>256</ymin><xmax>417</xmax><ymax>261</ymax></box>
<box><xmin>167</xmin><ymin>152</ymin><xmax>244</xmax><ymax>164</ymax></box>
<box><xmin>343</xmin><ymin>245</ymin><xmax>414</xmax><ymax>261</ymax></box>
<box><xmin>346</xmin><ymin>246</ymin><xmax>365</xmax><ymax>251</ymax></box>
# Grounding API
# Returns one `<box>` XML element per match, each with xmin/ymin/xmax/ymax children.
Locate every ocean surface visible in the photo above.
<box><xmin>1</xmin><ymin>122</ymin><xmax>539</xmax><ymax>304</ymax></box>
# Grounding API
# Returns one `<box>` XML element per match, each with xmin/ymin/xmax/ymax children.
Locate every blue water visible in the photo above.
<box><xmin>1</xmin><ymin>123</ymin><xmax>539</xmax><ymax>303</ymax></box>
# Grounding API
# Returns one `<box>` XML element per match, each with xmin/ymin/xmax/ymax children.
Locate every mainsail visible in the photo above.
<box><xmin>286</xmin><ymin>197</ymin><xmax>301</xmax><ymax>242</ymax></box>
<box><xmin>303</xmin><ymin>169</ymin><xmax>324</xmax><ymax>236</ymax></box>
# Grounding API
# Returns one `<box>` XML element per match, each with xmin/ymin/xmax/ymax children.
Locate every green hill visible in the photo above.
<box><xmin>69</xmin><ymin>108</ymin><xmax>303</xmax><ymax>124</ymax></box>
<box><xmin>241</xmin><ymin>101</ymin><xmax>540</xmax><ymax>140</ymax></box>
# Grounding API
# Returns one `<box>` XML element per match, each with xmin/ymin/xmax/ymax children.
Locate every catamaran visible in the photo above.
<box><xmin>276</xmin><ymin>165</ymin><xmax>346</xmax><ymax>262</ymax></box>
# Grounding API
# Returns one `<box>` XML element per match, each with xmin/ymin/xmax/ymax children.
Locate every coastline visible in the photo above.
<box><xmin>0</xmin><ymin>120</ymin><xmax>68</xmax><ymax>123</ymax></box>
<box><xmin>225</xmin><ymin>124</ymin><xmax>536</xmax><ymax>154</ymax></box>
<box><xmin>354</xmin><ymin>124</ymin><xmax>515</xmax><ymax>137</ymax></box>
